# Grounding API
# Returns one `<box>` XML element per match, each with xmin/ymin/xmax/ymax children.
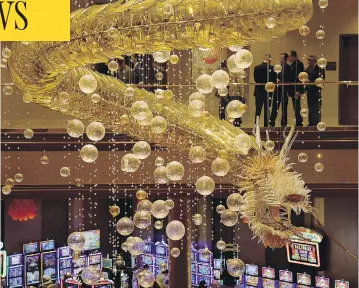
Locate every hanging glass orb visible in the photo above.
<box><xmin>86</xmin><ymin>122</ymin><xmax>105</xmax><ymax>142</ymax></box>
<box><xmin>40</xmin><ymin>155</ymin><xmax>50</xmax><ymax>165</ymax></box>
<box><xmin>67</xmin><ymin>119</ymin><xmax>84</xmax><ymax>138</ymax></box>
<box><xmin>79</xmin><ymin>74</ymin><xmax>97</xmax><ymax>94</ymax></box>
<box><xmin>220</xmin><ymin>209</ymin><xmax>238</xmax><ymax>227</ymax></box>
<box><xmin>91</xmin><ymin>93</ymin><xmax>101</xmax><ymax>104</ymax></box>
<box><xmin>226</xmin><ymin>100</ymin><xmax>247</xmax><ymax>119</ymax></box>
<box><xmin>216</xmin><ymin>240</ymin><xmax>226</xmax><ymax>250</ymax></box>
<box><xmin>196</xmin><ymin>175</ymin><xmax>215</xmax><ymax>196</ymax></box>
<box><xmin>298</xmin><ymin>108</ymin><xmax>309</xmax><ymax>118</ymax></box>
<box><xmin>155</xmin><ymin>89</ymin><xmax>165</xmax><ymax>100</ymax></box>
<box><xmin>189</xmin><ymin>146</ymin><xmax>206</xmax><ymax>163</ymax></box>
<box><xmin>212</xmin><ymin>70</ymin><xmax>230</xmax><ymax>89</ymax></box>
<box><xmin>234</xmin><ymin>49</ymin><xmax>253</xmax><ymax>69</ymax></box>
<box><xmin>109</xmin><ymin>205</ymin><xmax>120</xmax><ymax>217</ymax></box>
<box><xmin>136</xmin><ymin>190</ymin><xmax>147</xmax><ymax>200</ymax></box>
<box><xmin>274</xmin><ymin>64</ymin><xmax>282</xmax><ymax>74</ymax></box>
<box><xmin>265</xmin><ymin>82</ymin><xmax>275</xmax><ymax>92</ymax></box>
<box><xmin>108</xmin><ymin>60</ymin><xmax>119</xmax><ymax>72</ymax></box>
<box><xmin>314</xmin><ymin>162</ymin><xmax>324</xmax><ymax>172</ymax></box>
<box><xmin>155</xmin><ymin>157</ymin><xmax>165</xmax><ymax>167</ymax></box>
<box><xmin>169</xmin><ymin>54</ymin><xmax>179</xmax><ymax>64</ymax></box>
<box><xmin>315</xmin><ymin>77</ymin><xmax>325</xmax><ymax>88</ymax></box>
<box><xmin>75</xmin><ymin>178</ymin><xmax>83</xmax><ymax>188</ymax></box>
<box><xmin>67</xmin><ymin>232</ymin><xmax>85</xmax><ymax>251</ymax></box>
<box><xmin>317</xmin><ymin>121</ymin><xmax>327</xmax><ymax>131</ymax></box>
<box><xmin>170</xmin><ymin>248</ymin><xmax>181</xmax><ymax>258</ymax></box>
<box><xmin>59</xmin><ymin>102</ymin><xmax>70</xmax><ymax>112</ymax></box>
<box><xmin>2</xmin><ymin>47</ymin><xmax>11</xmax><ymax>58</ymax></box>
<box><xmin>116</xmin><ymin>217</ymin><xmax>134</xmax><ymax>236</ymax></box>
<box><xmin>200</xmin><ymin>248</ymin><xmax>211</xmax><ymax>259</ymax></box>
<box><xmin>121</xmin><ymin>154</ymin><xmax>141</xmax><ymax>172</ymax></box>
<box><xmin>238</xmin><ymin>69</ymin><xmax>247</xmax><ymax>79</ymax></box>
<box><xmin>211</xmin><ymin>157</ymin><xmax>230</xmax><ymax>176</ymax></box>
<box><xmin>265</xmin><ymin>17</ymin><xmax>276</xmax><ymax>28</ymax></box>
<box><xmin>137</xmin><ymin>199</ymin><xmax>152</xmax><ymax>213</ymax></box>
<box><xmin>14</xmin><ymin>173</ymin><xmax>24</xmax><ymax>183</ymax></box>
<box><xmin>5</xmin><ymin>178</ymin><xmax>15</xmax><ymax>187</ymax></box>
<box><xmin>23</xmin><ymin>93</ymin><xmax>33</xmax><ymax>103</ymax></box>
<box><xmin>23</xmin><ymin>129</ymin><xmax>34</xmax><ymax>139</ymax></box>
<box><xmin>218</xmin><ymin>149</ymin><xmax>228</xmax><ymax>159</ymax></box>
<box><xmin>121</xmin><ymin>242</ymin><xmax>128</xmax><ymax>252</ymax></box>
<box><xmin>137</xmin><ymin>270</ymin><xmax>155</xmax><ymax>288</ymax></box>
<box><xmin>0</xmin><ymin>58</ymin><xmax>7</xmax><ymax>68</ymax></box>
<box><xmin>154</xmin><ymin>166</ymin><xmax>169</xmax><ymax>184</ymax></box>
<box><xmin>299</xmin><ymin>25</ymin><xmax>311</xmax><ymax>36</ymax></box>
<box><xmin>150</xmin><ymin>116</ymin><xmax>168</xmax><ymax>134</ymax></box>
<box><xmin>125</xmin><ymin>87</ymin><xmax>135</xmax><ymax>97</ymax></box>
<box><xmin>316</xmin><ymin>30</ymin><xmax>325</xmax><ymax>40</ymax></box>
<box><xmin>58</xmin><ymin>91</ymin><xmax>70</xmax><ymax>102</ymax></box>
<box><xmin>165</xmin><ymin>199</ymin><xmax>175</xmax><ymax>209</ymax></box>
<box><xmin>127</xmin><ymin>237</ymin><xmax>146</xmax><ymax>256</ymax></box>
<box><xmin>119</xmin><ymin>115</ymin><xmax>130</xmax><ymax>125</ymax></box>
<box><xmin>133</xmin><ymin>211</ymin><xmax>152</xmax><ymax>229</ymax></box>
<box><xmin>60</xmin><ymin>167</ymin><xmax>70</xmax><ymax>177</ymax></box>
<box><xmin>218</xmin><ymin>86</ymin><xmax>228</xmax><ymax>97</ymax></box>
<box><xmin>163</xmin><ymin>3</ymin><xmax>174</xmax><ymax>15</ymax></box>
<box><xmin>80</xmin><ymin>144</ymin><xmax>98</xmax><ymax>163</ymax></box>
<box><xmin>138</xmin><ymin>111</ymin><xmax>153</xmax><ymax>126</ymax></box>
<box><xmin>233</xmin><ymin>133</ymin><xmax>251</xmax><ymax>153</ymax></box>
<box><xmin>151</xmin><ymin>200</ymin><xmax>169</xmax><ymax>219</ymax></box>
<box><xmin>189</xmin><ymin>92</ymin><xmax>205</xmax><ymax>102</ymax></box>
<box><xmin>154</xmin><ymin>220</ymin><xmax>163</xmax><ymax>230</ymax></box>
<box><xmin>153</xmin><ymin>51</ymin><xmax>170</xmax><ymax>63</ymax></box>
<box><xmin>264</xmin><ymin>140</ymin><xmax>275</xmax><ymax>151</ymax></box>
<box><xmin>166</xmin><ymin>161</ymin><xmax>185</xmax><ymax>181</ymax></box>
<box><xmin>132</xmin><ymin>141</ymin><xmax>151</xmax><ymax>160</ymax></box>
<box><xmin>164</xmin><ymin>90</ymin><xmax>174</xmax><ymax>100</ymax></box>
<box><xmin>226</xmin><ymin>258</ymin><xmax>245</xmax><ymax>277</ymax></box>
<box><xmin>227</xmin><ymin>55</ymin><xmax>241</xmax><ymax>73</ymax></box>
<box><xmin>228</xmin><ymin>45</ymin><xmax>242</xmax><ymax>52</ymax></box>
<box><xmin>196</xmin><ymin>74</ymin><xmax>214</xmax><ymax>94</ymax></box>
<box><xmin>155</xmin><ymin>72</ymin><xmax>164</xmax><ymax>81</ymax></box>
<box><xmin>166</xmin><ymin>220</ymin><xmax>185</xmax><ymax>241</ymax></box>
<box><xmin>192</xmin><ymin>214</ymin><xmax>203</xmax><ymax>225</ymax></box>
<box><xmin>298</xmin><ymin>152</ymin><xmax>308</xmax><ymax>163</ymax></box>
<box><xmin>226</xmin><ymin>193</ymin><xmax>243</xmax><ymax>212</ymax></box>
<box><xmin>318</xmin><ymin>57</ymin><xmax>327</xmax><ymax>68</ymax></box>
<box><xmin>318</xmin><ymin>0</ymin><xmax>328</xmax><ymax>9</ymax></box>
<box><xmin>216</xmin><ymin>204</ymin><xmax>226</xmax><ymax>214</ymax></box>
<box><xmin>2</xmin><ymin>185</ymin><xmax>11</xmax><ymax>195</ymax></box>
<box><xmin>298</xmin><ymin>72</ymin><xmax>309</xmax><ymax>83</ymax></box>
<box><xmin>130</xmin><ymin>101</ymin><xmax>150</xmax><ymax>120</ymax></box>
<box><xmin>82</xmin><ymin>266</ymin><xmax>102</xmax><ymax>285</ymax></box>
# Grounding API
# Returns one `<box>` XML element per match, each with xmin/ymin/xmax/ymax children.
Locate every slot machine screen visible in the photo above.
<box><xmin>102</xmin><ymin>258</ymin><xmax>113</xmax><ymax>269</ymax></box>
<box><xmin>213</xmin><ymin>259</ymin><xmax>222</xmax><ymax>270</ymax></box>
<box><xmin>59</xmin><ymin>258</ymin><xmax>72</xmax><ymax>269</ymax></box>
<box><xmin>214</xmin><ymin>269</ymin><xmax>221</xmax><ymax>280</ymax></box>
<box><xmin>9</xmin><ymin>254</ymin><xmax>23</xmax><ymax>266</ymax></box>
<box><xmin>81</xmin><ymin>230</ymin><xmax>100</xmax><ymax>251</ymax></box>
<box><xmin>41</xmin><ymin>240</ymin><xmax>55</xmax><ymax>252</ymax></box>
<box><xmin>155</xmin><ymin>245</ymin><xmax>167</xmax><ymax>256</ymax></box>
<box><xmin>262</xmin><ymin>267</ymin><xmax>275</xmax><ymax>279</ymax></box>
<box><xmin>335</xmin><ymin>280</ymin><xmax>349</xmax><ymax>288</ymax></box>
<box><xmin>155</xmin><ymin>256</ymin><xmax>167</xmax><ymax>267</ymax></box>
<box><xmin>42</xmin><ymin>251</ymin><xmax>57</xmax><ymax>280</ymax></box>
<box><xmin>8</xmin><ymin>266</ymin><xmax>22</xmax><ymax>278</ymax></box>
<box><xmin>315</xmin><ymin>276</ymin><xmax>330</xmax><ymax>288</ymax></box>
<box><xmin>245</xmin><ymin>275</ymin><xmax>258</xmax><ymax>286</ymax></box>
<box><xmin>23</xmin><ymin>243</ymin><xmax>40</xmax><ymax>255</ymax></box>
<box><xmin>279</xmin><ymin>282</ymin><xmax>293</xmax><ymax>288</ymax></box>
<box><xmin>144</xmin><ymin>243</ymin><xmax>152</xmax><ymax>254</ymax></box>
<box><xmin>263</xmin><ymin>278</ymin><xmax>276</xmax><ymax>288</ymax></box>
<box><xmin>8</xmin><ymin>277</ymin><xmax>23</xmax><ymax>288</ymax></box>
<box><xmin>197</xmin><ymin>264</ymin><xmax>211</xmax><ymax>276</ymax></box>
<box><xmin>245</xmin><ymin>264</ymin><xmax>258</xmax><ymax>276</ymax></box>
<box><xmin>279</xmin><ymin>270</ymin><xmax>293</xmax><ymax>282</ymax></box>
<box><xmin>58</xmin><ymin>246</ymin><xmax>71</xmax><ymax>258</ymax></box>
<box><xmin>197</xmin><ymin>275</ymin><xmax>211</xmax><ymax>286</ymax></box>
<box><xmin>89</xmin><ymin>254</ymin><xmax>101</xmax><ymax>265</ymax></box>
<box><xmin>297</xmin><ymin>273</ymin><xmax>311</xmax><ymax>286</ymax></box>
<box><xmin>60</xmin><ymin>268</ymin><xmax>72</xmax><ymax>278</ymax></box>
<box><xmin>191</xmin><ymin>263</ymin><xmax>196</xmax><ymax>273</ymax></box>
<box><xmin>198</xmin><ymin>251</ymin><xmax>211</xmax><ymax>263</ymax></box>
<box><xmin>191</xmin><ymin>273</ymin><xmax>197</xmax><ymax>285</ymax></box>
<box><xmin>286</xmin><ymin>240</ymin><xmax>320</xmax><ymax>267</ymax></box>
<box><xmin>141</xmin><ymin>255</ymin><xmax>153</xmax><ymax>265</ymax></box>
<box><xmin>25</xmin><ymin>254</ymin><xmax>40</xmax><ymax>285</ymax></box>
<box><xmin>73</xmin><ymin>256</ymin><xmax>86</xmax><ymax>267</ymax></box>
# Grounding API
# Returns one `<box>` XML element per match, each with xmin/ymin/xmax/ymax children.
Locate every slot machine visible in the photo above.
<box><xmin>24</xmin><ymin>242</ymin><xmax>41</xmax><ymax>287</ymax></box>
<box><xmin>190</xmin><ymin>245</ymin><xmax>197</xmax><ymax>287</ymax></box>
<box><xmin>279</xmin><ymin>270</ymin><xmax>293</xmax><ymax>288</ymax></box>
<box><xmin>57</xmin><ymin>246</ymin><xmax>73</xmax><ymax>281</ymax></box>
<box><xmin>213</xmin><ymin>259</ymin><xmax>223</xmax><ymax>284</ymax></box>
<box><xmin>102</xmin><ymin>258</ymin><xmax>113</xmax><ymax>271</ymax></box>
<box><xmin>335</xmin><ymin>280</ymin><xmax>349</xmax><ymax>288</ymax></box>
<box><xmin>137</xmin><ymin>239</ymin><xmax>154</xmax><ymax>273</ymax></box>
<box><xmin>7</xmin><ymin>254</ymin><xmax>24</xmax><ymax>288</ymax></box>
<box><xmin>315</xmin><ymin>276</ymin><xmax>330</xmax><ymax>288</ymax></box>
<box><xmin>41</xmin><ymin>240</ymin><xmax>57</xmax><ymax>283</ymax></box>
<box><xmin>261</xmin><ymin>267</ymin><xmax>275</xmax><ymax>288</ymax></box>
<box><xmin>153</xmin><ymin>241</ymin><xmax>168</xmax><ymax>275</ymax></box>
<box><xmin>88</xmin><ymin>253</ymin><xmax>102</xmax><ymax>270</ymax></box>
<box><xmin>297</xmin><ymin>272</ymin><xmax>312</xmax><ymax>288</ymax></box>
<box><xmin>196</xmin><ymin>248</ymin><xmax>213</xmax><ymax>287</ymax></box>
<box><xmin>73</xmin><ymin>254</ymin><xmax>87</xmax><ymax>276</ymax></box>
<box><xmin>244</xmin><ymin>264</ymin><xmax>259</xmax><ymax>288</ymax></box>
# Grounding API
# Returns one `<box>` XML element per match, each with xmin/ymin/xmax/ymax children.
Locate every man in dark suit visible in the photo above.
<box><xmin>254</xmin><ymin>54</ymin><xmax>276</xmax><ymax>127</ymax></box>
<box><xmin>131</xmin><ymin>54</ymin><xmax>143</xmax><ymax>84</ymax></box>
<box><xmin>270</xmin><ymin>53</ymin><xmax>292</xmax><ymax>127</ymax></box>
<box><xmin>305</xmin><ymin>55</ymin><xmax>325</xmax><ymax>126</ymax></box>
<box><xmin>288</xmin><ymin>50</ymin><xmax>305</xmax><ymax>126</ymax></box>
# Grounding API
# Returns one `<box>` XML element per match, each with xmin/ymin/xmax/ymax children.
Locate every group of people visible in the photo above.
<box><xmin>254</xmin><ymin>50</ymin><xmax>325</xmax><ymax>127</ymax></box>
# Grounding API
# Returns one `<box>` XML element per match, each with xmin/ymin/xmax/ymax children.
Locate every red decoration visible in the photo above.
<box><xmin>243</xmin><ymin>217</ymin><xmax>248</xmax><ymax>224</ymax></box>
<box><xmin>8</xmin><ymin>199</ymin><xmax>37</xmax><ymax>221</ymax></box>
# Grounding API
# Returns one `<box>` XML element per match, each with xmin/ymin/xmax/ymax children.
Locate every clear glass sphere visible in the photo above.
<box><xmin>91</xmin><ymin>93</ymin><xmax>101</xmax><ymax>104</ymax></box>
<box><xmin>164</xmin><ymin>90</ymin><xmax>174</xmax><ymax>100</ymax></box>
<box><xmin>60</xmin><ymin>167</ymin><xmax>71</xmax><ymax>177</ymax></box>
<box><xmin>2</xmin><ymin>185</ymin><xmax>11</xmax><ymax>195</ymax></box>
<box><xmin>216</xmin><ymin>204</ymin><xmax>226</xmax><ymax>214</ymax></box>
<box><xmin>216</xmin><ymin>240</ymin><xmax>226</xmax><ymax>250</ymax></box>
<box><xmin>133</xmin><ymin>211</ymin><xmax>152</xmax><ymax>229</ymax></box>
<box><xmin>151</xmin><ymin>200</ymin><xmax>169</xmax><ymax>219</ymax></box>
<box><xmin>318</xmin><ymin>58</ymin><xmax>327</xmax><ymax>68</ymax></box>
<box><xmin>265</xmin><ymin>82</ymin><xmax>276</xmax><ymax>92</ymax></box>
<box><xmin>137</xmin><ymin>199</ymin><xmax>152</xmax><ymax>213</ymax></box>
<box><xmin>226</xmin><ymin>193</ymin><xmax>243</xmax><ymax>212</ymax></box>
<box><xmin>67</xmin><ymin>119</ymin><xmax>84</xmax><ymax>138</ymax></box>
<box><xmin>86</xmin><ymin>121</ymin><xmax>105</xmax><ymax>142</ymax></box>
<box><xmin>58</xmin><ymin>91</ymin><xmax>70</xmax><ymax>102</ymax></box>
<box><xmin>218</xmin><ymin>86</ymin><xmax>228</xmax><ymax>97</ymax></box>
<box><xmin>298</xmin><ymin>72</ymin><xmax>309</xmax><ymax>82</ymax></box>
<box><xmin>166</xmin><ymin>220</ymin><xmax>185</xmax><ymax>240</ymax></box>
<box><xmin>212</xmin><ymin>70</ymin><xmax>230</xmax><ymax>88</ymax></box>
<box><xmin>155</xmin><ymin>157</ymin><xmax>165</xmax><ymax>167</ymax></box>
<box><xmin>238</xmin><ymin>69</ymin><xmax>247</xmax><ymax>79</ymax></box>
<box><xmin>299</xmin><ymin>25</ymin><xmax>311</xmax><ymax>36</ymax></box>
<box><xmin>24</xmin><ymin>129</ymin><xmax>34</xmax><ymax>139</ymax></box>
<box><xmin>200</xmin><ymin>248</ymin><xmax>211</xmax><ymax>259</ymax></box>
<box><xmin>170</xmin><ymin>247</ymin><xmax>181</xmax><ymax>258</ymax></box>
<box><xmin>153</xmin><ymin>51</ymin><xmax>170</xmax><ymax>63</ymax></box>
<box><xmin>165</xmin><ymin>199</ymin><xmax>175</xmax><ymax>209</ymax></box>
<box><xmin>150</xmin><ymin>116</ymin><xmax>168</xmax><ymax>134</ymax></box>
<box><xmin>154</xmin><ymin>166</ymin><xmax>169</xmax><ymax>184</ymax></box>
<box><xmin>127</xmin><ymin>237</ymin><xmax>146</xmax><ymax>256</ymax></box>
<box><xmin>234</xmin><ymin>49</ymin><xmax>253</xmax><ymax>69</ymax></box>
<box><xmin>121</xmin><ymin>242</ymin><xmax>128</xmax><ymax>252</ymax></box>
<box><xmin>317</xmin><ymin>121</ymin><xmax>327</xmax><ymax>131</ymax></box>
<box><xmin>227</xmin><ymin>55</ymin><xmax>241</xmax><ymax>73</ymax></box>
<box><xmin>40</xmin><ymin>155</ymin><xmax>50</xmax><ymax>165</ymax></box>
<box><xmin>5</xmin><ymin>178</ymin><xmax>15</xmax><ymax>187</ymax></box>
<box><xmin>14</xmin><ymin>173</ymin><xmax>24</xmax><ymax>183</ymax></box>
<box><xmin>121</xmin><ymin>154</ymin><xmax>141</xmax><ymax>172</ymax></box>
<box><xmin>232</xmin><ymin>133</ymin><xmax>251</xmax><ymax>153</ymax></box>
<box><xmin>316</xmin><ymin>30</ymin><xmax>325</xmax><ymax>40</ymax></box>
<box><xmin>196</xmin><ymin>175</ymin><xmax>215</xmax><ymax>196</ymax></box>
<box><xmin>298</xmin><ymin>152</ymin><xmax>308</xmax><ymax>163</ymax></box>
<box><xmin>109</xmin><ymin>205</ymin><xmax>120</xmax><ymax>217</ymax></box>
<box><xmin>79</xmin><ymin>74</ymin><xmax>97</xmax><ymax>94</ymax></box>
<box><xmin>155</xmin><ymin>72</ymin><xmax>164</xmax><ymax>81</ymax></box>
<box><xmin>228</xmin><ymin>45</ymin><xmax>242</xmax><ymax>52</ymax></box>
<box><xmin>211</xmin><ymin>157</ymin><xmax>230</xmax><ymax>176</ymax></box>
<box><xmin>119</xmin><ymin>114</ymin><xmax>130</xmax><ymax>125</ymax></box>
<box><xmin>133</xmin><ymin>141</ymin><xmax>151</xmax><ymax>160</ymax></box>
<box><xmin>189</xmin><ymin>92</ymin><xmax>205</xmax><ymax>102</ymax></box>
<box><xmin>220</xmin><ymin>209</ymin><xmax>238</xmax><ymax>227</ymax></box>
<box><xmin>0</xmin><ymin>58</ymin><xmax>7</xmax><ymax>68</ymax></box>
<box><xmin>136</xmin><ymin>190</ymin><xmax>147</xmax><ymax>200</ymax></box>
<box><xmin>116</xmin><ymin>217</ymin><xmax>134</xmax><ymax>236</ymax></box>
<box><xmin>196</xmin><ymin>74</ymin><xmax>214</xmax><ymax>94</ymax></box>
<box><xmin>23</xmin><ymin>93</ymin><xmax>33</xmax><ymax>103</ymax></box>
<box><xmin>300</xmin><ymin>108</ymin><xmax>309</xmax><ymax>117</ymax></box>
<box><xmin>189</xmin><ymin>146</ymin><xmax>206</xmax><ymax>163</ymax></box>
<box><xmin>166</xmin><ymin>161</ymin><xmax>185</xmax><ymax>181</ymax></box>
<box><xmin>108</xmin><ymin>60</ymin><xmax>119</xmax><ymax>72</ymax></box>
<box><xmin>314</xmin><ymin>162</ymin><xmax>324</xmax><ymax>172</ymax></box>
<box><xmin>318</xmin><ymin>0</ymin><xmax>328</xmax><ymax>9</ymax></box>
<box><xmin>137</xmin><ymin>270</ymin><xmax>155</xmax><ymax>288</ymax></box>
<box><xmin>81</xmin><ymin>266</ymin><xmax>102</xmax><ymax>285</ymax></box>
<box><xmin>226</xmin><ymin>100</ymin><xmax>247</xmax><ymax>118</ymax></box>
<box><xmin>265</xmin><ymin>17</ymin><xmax>276</xmax><ymax>28</ymax></box>
<box><xmin>67</xmin><ymin>232</ymin><xmax>85</xmax><ymax>251</ymax></box>
<box><xmin>2</xmin><ymin>47</ymin><xmax>11</xmax><ymax>58</ymax></box>
<box><xmin>192</xmin><ymin>214</ymin><xmax>203</xmax><ymax>225</ymax></box>
<box><xmin>274</xmin><ymin>64</ymin><xmax>282</xmax><ymax>74</ymax></box>
<box><xmin>315</xmin><ymin>77</ymin><xmax>325</xmax><ymax>88</ymax></box>
<box><xmin>125</xmin><ymin>87</ymin><xmax>135</xmax><ymax>97</ymax></box>
<box><xmin>163</xmin><ymin>3</ymin><xmax>174</xmax><ymax>15</ymax></box>
<box><xmin>218</xmin><ymin>149</ymin><xmax>228</xmax><ymax>159</ymax></box>
<box><xmin>130</xmin><ymin>101</ymin><xmax>150</xmax><ymax>120</ymax></box>
<box><xmin>169</xmin><ymin>54</ymin><xmax>179</xmax><ymax>64</ymax></box>
<box><xmin>154</xmin><ymin>220</ymin><xmax>163</xmax><ymax>230</ymax></box>
<box><xmin>264</xmin><ymin>140</ymin><xmax>275</xmax><ymax>151</ymax></box>
<box><xmin>226</xmin><ymin>258</ymin><xmax>245</xmax><ymax>277</ymax></box>
<box><xmin>80</xmin><ymin>144</ymin><xmax>98</xmax><ymax>163</ymax></box>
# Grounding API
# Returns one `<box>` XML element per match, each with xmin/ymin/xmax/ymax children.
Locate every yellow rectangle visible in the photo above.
<box><xmin>0</xmin><ymin>0</ymin><xmax>70</xmax><ymax>41</ymax></box>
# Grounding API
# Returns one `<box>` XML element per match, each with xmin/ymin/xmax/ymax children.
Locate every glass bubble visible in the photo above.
<box><xmin>121</xmin><ymin>242</ymin><xmax>128</xmax><ymax>252</ymax></box>
<box><xmin>23</xmin><ymin>129</ymin><xmax>34</xmax><ymax>139</ymax></box>
<box><xmin>163</xmin><ymin>90</ymin><xmax>174</xmax><ymax>100</ymax></box>
<box><xmin>212</xmin><ymin>70</ymin><xmax>230</xmax><ymax>89</ymax></box>
<box><xmin>59</xmin><ymin>102</ymin><xmax>70</xmax><ymax>112</ymax></box>
<box><xmin>316</xmin><ymin>29</ymin><xmax>325</xmax><ymax>40</ymax></box>
<box><xmin>298</xmin><ymin>72</ymin><xmax>309</xmax><ymax>82</ymax></box>
<box><xmin>216</xmin><ymin>204</ymin><xmax>226</xmax><ymax>214</ymax></box>
<box><xmin>166</xmin><ymin>161</ymin><xmax>184</xmax><ymax>181</ymax></box>
<box><xmin>137</xmin><ymin>270</ymin><xmax>155</xmax><ymax>288</ymax></box>
<box><xmin>233</xmin><ymin>133</ymin><xmax>251</xmax><ymax>153</ymax></box>
<box><xmin>82</xmin><ymin>266</ymin><xmax>102</xmax><ymax>285</ymax></box>
<box><xmin>80</xmin><ymin>144</ymin><xmax>98</xmax><ymax>163</ymax></box>
<box><xmin>298</xmin><ymin>152</ymin><xmax>308</xmax><ymax>163</ymax></box>
<box><xmin>23</xmin><ymin>93</ymin><xmax>33</xmax><ymax>103</ymax></box>
<box><xmin>127</xmin><ymin>237</ymin><xmax>146</xmax><ymax>256</ymax></box>
<box><xmin>274</xmin><ymin>64</ymin><xmax>282</xmax><ymax>74</ymax></box>
<box><xmin>170</xmin><ymin>248</ymin><xmax>181</xmax><ymax>258</ymax></box>
<box><xmin>131</xmin><ymin>101</ymin><xmax>150</xmax><ymax>120</ymax></box>
<box><xmin>264</xmin><ymin>140</ymin><xmax>275</xmax><ymax>151</ymax></box>
<box><xmin>218</xmin><ymin>86</ymin><xmax>228</xmax><ymax>97</ymax></box>
<box><xmin>79</xmin><ymin>74</ymin><xmax>97</xmax><ymax>94</ymax></box>
<box><xmin>238</xmin><ymin>69</ymin><xmax>247</xmax><ymax>79</ymax></box>
<box><xmin>300</xmin><ymin>108</ymin><xmax>309</xmax><ymax>117</ymax></box>
<box><xmin>163</xmin><ymin>3</ymin><xmax>174</xmax><ymax>15</ymax></box>
<box><xmin>137</xmin><ymin>199</ymin><xmax>152</xmax><ymax>213</ymax></box>
<box><xmin>136</xmin><ymin>190</ymin><xmax>147</xmax><ymax>200</ymax></box>
<box><xmin>227</xmin><ymin>258</ymin><xmax>245</xmax><ymax>277</ymax></box>
<box><xmin>153</xmin><ymin>51</ymin><xmax>170</xmax><ymax>63</ymax></box>
<box><xmin>218</xmin><ymin>149</ymin><xmax>228</xmax><ymax>159</ymax></box>
<box><xmin>154</xmin><ymin>166</ymin><xmax>169</xmax><ymax>184</ymax></box>
<box><xmin>318</xmin><ymin>0</ymin><xmax>328</xmax><ymax>9</ymax></box>
<box><xmin>154</xmin><ymin>221</ymin><xmax>163</xmax><ymax>230</ymax></box>
<box><xmin>226</xmin><ymin>100</ymin><xmax>247</xmax><ymax>118</ymax></box>
<box><xmin>155</xmin><ymin>89</ymin><xmax>164</xmax><ymax>100</ymax></box>
<box><xmin>192</xmin><ymin>214</ymin><xmax>203</xmax><ymax>225</ymax></box>
<box><xmin>228</xmin><ymin>45</ymin><xmax>242</xmax><ymax>52</ymax></box>
<box><xmin>119</xmin><ymin>115</ymin><xmax>130</xmax><ymax>125</ymax></box>
<box><xmin>189</xmin><ymin>92</ymin><xmax>205</xmax><ymax>102</ymax></box>
<box><xmin>91</xmin><ymin>93</ymin><xmax>101</xmax><ymax>104</ymax></box>
<box><xmin>58</xmin><ymin>91</ymin><xmax>70</xmax><ymax>102</ymax></box>
<box><xmin>121</xmin><ymin>154</ymin><xmax>141</xmax><ymax>172</ymax></box>
<box><xmin>317</xmin><ymin>121</ymin><xmax>327</xmax><ymax>131</ymax></box>
<box><xmin>166</xmin><ymin>220</ymin><xmax>185</xmax><ymax>240</ymax></box>
<box><xmin>14</xmin><ymin>173</ymin><xmax>24</xmax><ymax>183</ymax></box>
<box><xmin>200</xmin><ymin>248</ymin><xmax>211</xmax><ymax>259</ymax></box>
<box><xmin>2</xmin><ymin>47</ymin><xmax>11</xmax><ymax>58</ymax></box>
<box><xmin>133</xmin><ymin>211</ymin><xmax>152</xmax><ymax>229</ymax></box>
<box><xmin>234</xmin><ymin>49</ymin><xmax>253</xmax><ymax>69</ymax></box>
<box><xmin>60</xmin><ymin>167</ymin><xmax>70</xmax><ymax>177</ymax></box>
<box><xmin>40</xmin><ymin>155</ymin><xmax>49</xmax><ymax>165</ymax></box>
<box><xmin>165</xmin><ymin>199</ymin><xmax>174</xmax><ymax>209</ymax></box>
<box><xmin>151</xmin><ymin>116</ymin><xmax>167</xmax><ymax>134</ymax></box>
<box><xmin>211</xmin><ymin>157</ymin><xmax>230</xmax><ymax>176</ymax></box>
<box><xmin>196</xmin><ymin>74</ymin><xmax>214</xmax><ymax>94</ymax></box>
<box><xmin>137</xmin><ymin>111</ymin><xmax>153</xmax><ymax>126</ymax></box>
<box><xmin>5</xmin><ymin>178</ymin><xmax>15</xmax><ymax>187</ymax></box>
<box><xmin>314</xmin><ymin>162</ymin><xmax>324</xmax><ymax>172</ymax></box>
<box><xmin>0</xmin><ymin>58</ymin><xmax>7</xmax><ymax>68</ymax></box>
<box><xmin>155</xmin><ymin>157</ymin><xmax>165</xmax><ymax>167</ymax></box>
<box><xmin>221</xmin><ymin>209</ymin><xmax>238</xmax><ymax>227</ymax></box>
<box><xmin>227</xmin><ymin>55</ymin><xmax>241</xmax><ymax>73</ymax></box>
<box><xmin>315</xmin><ymin>77</ymin><xmax>325</xmax><ymax>88</ymax></box>
<box><xmin>125</xmin><ymin>87</ymin><xmax>135</xmax><ymax>97</ymax></box>
<box><xmin>265</xmin><ymin>82</ymin><xmax>275</xmax><ymax>92</ymax></box>
<box><xmin>169</xmin><ymin>54</ymin><xmax>179</xmax><ymax>64</ymax></box>
<box><xmin>108</xmin><ymin>60</ymin><xmax>119</xmax><ymax>72</ymax></box>
<box><xmin>318</xmin><ymin>57</ymin><xmax>327</xmax><ymax>68</ymax></box>
<box><xmin>216</xmin><ymin>240</ymin><xmax>226</xmax><ymax>250</ymax></box>
<box><xmin>299</xmin><ymin>25</ymin><xmax>311</xmax><ymax>36</ymax></box>
<box><xmin>265</xmin><ymin>17</ymin><xmax>276</xmax><ymax>28</ymax></box>
<box><xmin>151</xmin><ymin>200</ymin><xmax>169</xmax><ymax>219</ymax></box>
<box><xmin>109</xmin><ymin>205</ymin><xmax>120</xmax><ymax>217</ymax></box>
<box><xmin>189</xmin><ymin>146</ymin><xmax>206</xmax><ymax>163</ymax></box>
<box><xmin>67</xmin><ymin>119</ymin><xmax>84</xmax><ymax>138</ymax></box>
<box><xmin>226</xmin><ymin>193</ymin><xmax>243</xmax><ymax>212</ymax></box>
<box><xmin>155</xmin><ymin>72</ymin><xmax>164</xmax><ymax>81</ymax></box>
<box><xmin>116</xmin><ymin>217</ymin><xmax>134</xmax><ymax>236</ymax></box>
<box><xmin>3</xmin><ymin>85</ymin><xmax>13</xmax><ymax>95</ymax></box>
<box><xmin>86</xmin><ymin>121</ymin><xmax>105</xmax><ymax>142</ymax></box>
<box><xmin>2</xmin><ymin>185</ymin><xmax>11</xmax><ymax>195</ymax></box>
<box><xmin>67</xmin><ymin>231</ymin><xmax>85</xmax><ymax>251</ymax></box>
<box><xmin>196</xmin><ymin>175</ymin><xmax>215</xmax><ymax>196</ymax></box>
<box><xmin>133</xmin><ymin>141</ymin><xmax>151</xmax><ymax>160</ymax></box>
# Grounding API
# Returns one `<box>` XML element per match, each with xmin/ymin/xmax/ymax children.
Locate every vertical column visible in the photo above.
<box><xmin>197</xmin><ymin>197</ymin><xmax>213</xmax><ymax>250</ymax></box>
<box><xmin>313</xmin><ymin>197</ymin><xmax>325</xmax><ymax>228</ymax></box>
<box><xmin>69</xmin><ymin>198</ymin><xmax>85</xmax><ymax>233</ymax></box>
